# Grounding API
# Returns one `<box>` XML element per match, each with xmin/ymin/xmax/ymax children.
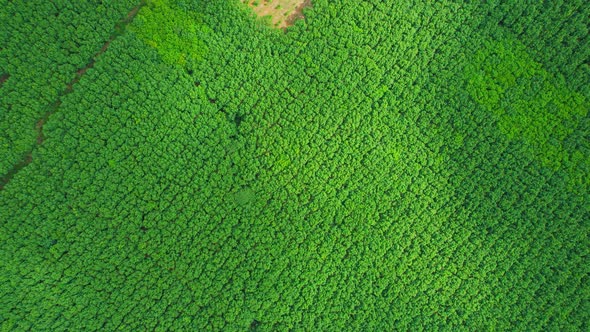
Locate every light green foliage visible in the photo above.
<box><xmin>235</xmin><ymin>187</ymin><xmax>256</xmax><ymax>205</ymax></box>
<box><xmin>0</xmin><ymin>0</ymin><xmax>588</xmax><ymax>331</ymax></box>
<box><xmin>130</xmin><ymin>0</ymin><xmax>209</xmax><ymax>66</ymax></box>
<box><xmin>466</xmin><ymin>34</ymin><xmax>589</xmax><ymax>186</ymax></box>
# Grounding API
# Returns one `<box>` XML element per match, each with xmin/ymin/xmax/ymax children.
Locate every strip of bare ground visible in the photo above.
<box><xmin>0</xmin><ymin>2</ymin><xmax>146</xmax><ymax>191</ymax></box>
<box><xmin>0</xmin><ymin>73</ymin><xmax>9</xmax><ymax>88</ymax></box>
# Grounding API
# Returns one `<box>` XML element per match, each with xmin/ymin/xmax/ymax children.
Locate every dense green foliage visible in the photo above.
<box><xmin>131</xmin><ymin>0</ymin><xmax>210</xmax><ymax>66</ymax></box>
<box><xmin>1</xmin><ymin>0</ymin><xmax>588</xmax><ymax>330</ymax></box>
<box><xmin>0</xmin><ymin>0</ymin><xmax>137</xmax><ymax>176</ymax></box>
<box><xmin>465</xmin><ymin>33</ymin><xmax>589</xmax><ymax>186</ymax></box>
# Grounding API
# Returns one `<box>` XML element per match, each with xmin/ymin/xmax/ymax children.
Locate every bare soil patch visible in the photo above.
<box><xmin>242</xmin><ymin>0</ymin><xmax>311</xmax><ymax>30</ymax></box>
<box><xmin>0</xmin><ymin>73</ymin><xmax>9</xmax><ymax>88</ymax></box>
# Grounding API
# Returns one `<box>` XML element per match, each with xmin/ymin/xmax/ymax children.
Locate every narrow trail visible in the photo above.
<box><xmin>0</xmin><ymin>73</ymin><xmax>8</xmax><ymax>88</ymax></box>
<box><xmin>0</xmin><ymin>2</ymin><xmax>146</xmax><ymax>191</ymax></box>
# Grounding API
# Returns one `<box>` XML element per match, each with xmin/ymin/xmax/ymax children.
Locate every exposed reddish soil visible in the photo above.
<box><xmin>242</xmin><ymin>0</ymin><xmax>312</xmax><ymax>29</ymax></box>
<box><xmin>285</xmin><ymin>0</ymin><xmax>312</xmax><ymax>28</ymax></box>
<box><xmin>0</xmin><ymin>73</ymin><xmax>9</xmax><ymax>88</ymax></box>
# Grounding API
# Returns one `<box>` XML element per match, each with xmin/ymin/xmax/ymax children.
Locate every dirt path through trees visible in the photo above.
<box><xmin>0</xmin><ymin>73</ymin><xmax>9</xmax><ymax>88</ymax></box>
<box><xmin>0</xmin><ymin>2</ymin><xmax>146</xmax><ymax>191</ymax></box>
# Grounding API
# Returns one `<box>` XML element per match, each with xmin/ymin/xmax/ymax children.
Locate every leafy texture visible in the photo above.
<box><xmin>130</xmin><ymin>0</ymin><xmax>209</xmax><ymax>66</ymax></box>
<box><xmin>0</xmin><ymin>0</ymin><xmax>588</xmax><ymax>331</ymax></box>
<box><xmin>466</xmin><ymin>33</ymin><xmax>589</xmax><ymax>188</ymax></box>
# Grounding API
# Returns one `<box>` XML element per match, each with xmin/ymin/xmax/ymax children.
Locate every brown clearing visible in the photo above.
<box><xmin>0</xmin><ymin>73</ymin><xmax>9</xmax><ymax>88</ymax></box>
<box><xmin>242</xmin><ymin>0</ymin><xmax>312</xmax><ymax>30</ymax></box>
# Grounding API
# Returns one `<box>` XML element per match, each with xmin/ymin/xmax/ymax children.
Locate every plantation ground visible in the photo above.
<box><xmin>242</xmin><ymin>0</ymin><xmax>311</xmax><ymax>28</ymax></box>
<box><xmin>0</xmin><ymin>0</ymin><xmax>588</xmax><ymax>331</ymax></box>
